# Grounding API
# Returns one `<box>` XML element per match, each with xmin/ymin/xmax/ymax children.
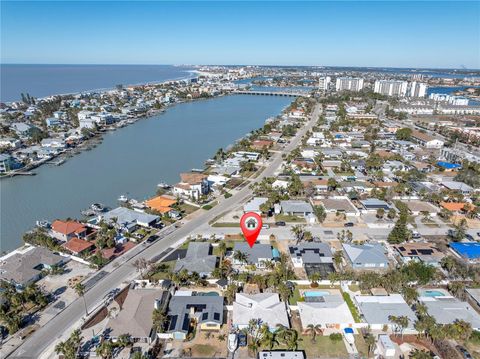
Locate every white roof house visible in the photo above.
<box><xmin>298</xmin><ymin>295</ymin><xmax>354</xmax><ymax>330</ymax></box>
<box><xmin>232</xmin><ymin>293</ymin><xmax>289</xmax><ymax>331</ymax></box>
<box><xmin>243</xmin><ymin>197</ymin><xmax>268</xmax><ymax>214</ymax></box>
<box><xmin>354</xmin><ymin>294</ymin><xmax>417</xmax><ymax>330</ymax></box>
<box><xmin>419</xmin><ymin>296</ymin><xmax>480</xmax><ymax>330</ymax></box>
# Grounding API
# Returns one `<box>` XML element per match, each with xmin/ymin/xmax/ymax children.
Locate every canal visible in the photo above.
<box><xmin>0</xmin><ymin>94</ymin><xmax>292</xmax><ymax>252</ymax></box>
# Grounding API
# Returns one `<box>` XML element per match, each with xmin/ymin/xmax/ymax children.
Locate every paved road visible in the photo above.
<box><xmin>10</xmin><ymin>104</ymin><xmax>321</xmax><ymax>359</ymax></box>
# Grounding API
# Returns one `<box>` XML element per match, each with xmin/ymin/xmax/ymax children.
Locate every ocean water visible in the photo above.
<box><xmin>0</xmin><ymin>94</ymin><xmax>292</xmax><ymax>252</ymax></box>
<box><xmin>0</xmin><ymin>64</ymin><xmax>195</xmax><ymax>102</ymax></box>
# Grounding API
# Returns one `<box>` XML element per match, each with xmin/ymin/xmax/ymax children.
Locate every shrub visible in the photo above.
<box><xmin>202</xmin><ymin>204</ymin><xmax>213</xmax><ymax>210</ymax></box>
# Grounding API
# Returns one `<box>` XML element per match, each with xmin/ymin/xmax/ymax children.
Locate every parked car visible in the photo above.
<box><xmin>146</xmin><ymin>235</ymin><xmax>159</xmax><ymax>243</ymax></box>
<box><xmin>238</xmin><ymin>333</ymin><xmax>247</xmax><ymax>347</ymax></box>
<box><xmin>344</xmin><ymin>222</ymin><xmax>354</xmax><ymax>227</ymax></box>
<box><xmin>412</xmin><ymin>231</ymin><xmax>421</xmax><ymax>239</ymax></box>
<box><xmin>275</xmin><ymin>221</ymin><xmax>286</xmax><ymax>226</ymax></box>
<box><xmin>456</xmin><ymin>345</ymin><xmax>473</xmax><ymax>359</ymax></box>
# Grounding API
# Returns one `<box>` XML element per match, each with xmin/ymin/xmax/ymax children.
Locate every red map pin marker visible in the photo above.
<box><xmin>240</xmin><ymin>212</ymin><xmax>262</xmax><ymax>248</ymax></box>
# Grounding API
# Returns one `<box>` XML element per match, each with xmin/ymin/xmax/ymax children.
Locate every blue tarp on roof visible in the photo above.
<box><xmin>450</xmin><ymin>242</ymin><xmax>480</xmax><ymax>259</ymax></box>
<box><xmin>437</xmin><ymin>161</ymin><xmax>461</xmax><ymax>169</ymax></box>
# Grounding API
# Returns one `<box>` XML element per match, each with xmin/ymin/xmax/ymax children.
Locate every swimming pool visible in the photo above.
<box><xmin>421</xmin><ymin>290</ymin><xmax>445</xmax><ymax>297</ymax></box>
<box><xmin>304</xmin><ymin>291</ymin><xmax>330</xmax><ymax>297</ymax></box>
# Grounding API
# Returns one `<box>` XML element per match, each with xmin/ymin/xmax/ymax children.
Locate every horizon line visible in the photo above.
<box><xmin>1</xmin><ymin>63</ymin><xmax>479</xmax><ymax>71</ymax></box>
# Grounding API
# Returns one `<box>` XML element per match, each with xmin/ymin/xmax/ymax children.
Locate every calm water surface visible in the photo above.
<box><xmin>1</xmin><ymin>64</ymin><xmax>194</xmax><ymax>102</ymax></box>
<box><xmin>0</xmin><ymin>95</ymin><xmax>292</xmax><ymax>252</ymax></box>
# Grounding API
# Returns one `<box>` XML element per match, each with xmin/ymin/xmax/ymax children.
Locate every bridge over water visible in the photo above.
<box><xmin>233</xmin><ymin>90</ymin><xmax>310</xmax><ymax>97</ymax></box>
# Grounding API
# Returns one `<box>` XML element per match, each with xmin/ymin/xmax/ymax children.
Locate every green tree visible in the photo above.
<box><xmin>305</xmin><ymin>324</ymin><xmax>322</xmax><ymax>343</ymax></box>
<box><xmin>395</xmin><ymin>128</ymin><xmax>412</xmax><ymax>141</ymax></box>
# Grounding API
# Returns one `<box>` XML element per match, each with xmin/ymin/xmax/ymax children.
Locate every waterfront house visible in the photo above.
<box><xmin>63</xmin><ymin>237</ymin><xmax>95</xmax><ymax>256</ymax></box>
<box><xmin>342</xmin><ymin>243</ymin><xmax>389</xmax><ymax>270</ymax></box>
<box><xmin>145</xmin><ymin>195</ymin><xmax>177</xmax><ymax>216</ymax></box>
<box><xmin>174</xmin><ymin>242</ymin><xmax>218</xmax><ymax>277</ymax></box>
<box><xmin>40</xmin><ymin>138</ymin><xmax>65</xmax><ymax>149</ymax></box>
<box><xmin>0</xmin><ymin>154</ymin><xmax>23</xmax><ymax>173</ymax></box>
<box><xmin>0</xmin><ymin>246</ymin><xmax>67</xmax><ymax>288</ymax></box>
<box><xmin>0</xmin><ymin>137</ymin><xmax>22</xmax><ymax>149</ymax></box>
<box><xmin>166</xmin><ymin>293</ymin><xmax>224</xmax><ymax>340</ymax></box>
<box><xmin>288</xmin><ymin>243</ymin><xmax>334</xmax><ymax>278</ymax></box>
<box><xmin>172</xmin><ymin>172</ymin><xmax>210</xmax><ymax>200</ymax></box>
<box><xmin>298</xmin><ymin>294</ymin><xmax>354</xmax><ymax>332</ymax></box>
<box><xmin>106</xmin><ymin>288</ymin><xmax>169</xmax><ymax>344</ymax></box>
<box><xmin>232</xmin><ymin>293</ymin><xmax>289</xmax><ymax>331</ymax></box>
<box><xmin>102</xmin><ymin>207</ymin><xmax>160</xmax><ymax>232</ymax></box>
<box><xmin>51</xmin><ymin>220</ymin><xmax>88</xmax><ymax>242</ymax></box>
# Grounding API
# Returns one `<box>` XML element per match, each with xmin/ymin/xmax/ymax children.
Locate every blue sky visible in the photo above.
<box><xmin>1</xmin><ymin>1</ymin><xmax>479</xmax><ymax>68</ymax></box>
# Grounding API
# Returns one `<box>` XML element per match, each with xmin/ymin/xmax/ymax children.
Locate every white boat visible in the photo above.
<box><xmin>227</xmin><ymin>333</ymin><xmax>237</xmax><ymax>353</ymax></box>
<box><xmin>157</xmin><ymin>182</ymin><xmax>170</xmax><ymax>189</ymax></box>
<box><xmin>36</xmin><ymin>220</ymin><xmax>51</xmax><ymax>229</ymax></box>
<box><xmin>118</xmin><ymin>195</ymin><xmax>128</xmax><ymax>202</ymax></box>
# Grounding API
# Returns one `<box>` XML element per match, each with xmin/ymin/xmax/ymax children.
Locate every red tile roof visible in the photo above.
<box><xmin>52</xmin><ymin>220</ymin><xmax>86</xmax><ymax>235</ymax></box>
<box><xmin>63</xmin><ymin>237</ymin><xmax>94</xmax><ymax>254</ymax></box>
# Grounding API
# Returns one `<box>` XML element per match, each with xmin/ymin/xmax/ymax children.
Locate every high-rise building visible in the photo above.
<box><xmin>335</xmin><ymin>77</ymin><xmax>364</xmax><ymax>92</ymax></box>
<box><xmin>409</xmin><ymin>82</ymin><xmax>427</xmax><ymax>98</ymax></box>
<box><xmin>374</xmin><ymin>80</ymin><xmax>408</xmax><ymax>97</ymax></box>
<box><xmin>318</xmin><ymin>76</ymin><xmax>331</xmax><ymax>91</ymax></box>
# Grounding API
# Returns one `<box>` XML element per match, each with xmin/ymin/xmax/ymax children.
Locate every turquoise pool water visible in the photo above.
<box><xmin>422</xmin><ymin>290</ymin><xmax>445</xmax><ymax>297</ymax></box>
<box><xmin>304</xmin><ymin>291</ymin><xmax>330</xmax><ymax>297</ymax></box>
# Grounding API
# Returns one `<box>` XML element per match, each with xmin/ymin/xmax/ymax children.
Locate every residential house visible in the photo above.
<box><xmin>418</xmin><ymin>294</ymin><xmax>480</xmax><ymax>331</ymax></box>
<box><xmin>0</xmin><ymin>154</ymin><xmax>23</xmax><ymax>173</ymax></box>
<box><xmin>173</xmin><ymin>172</ymin><xmax>210</xmax><ymax>200</ymax></box>
<box><xmin>298</xmin><ymin>294</ymin><xmax>354</xmax><ymax>331</ymax></box>
<box><xmin>450</xmin><ymin>242</ymin><xmax>480</xmax><ymax>263</ymax></box>
<box><xmin>63</xmin><ymin>237</ymin><xmax>95</xmax><ymax>256</ymax></box>
<box><xmin>342</xmin><ymin>243</ymin><xmax>389</xmax><ymax>270</ymax></box>
<box><xmin>102</xmin><ymin>207</ymin><xmax>159</xmax><ymax>233</ymax></box>
<box><xmin>145</xmin><ymin>195</ymin><xmax>177</xmax><ymax>217</ymax></box>
<box><xmin>394</xmin><ymin>242</ymin><xmax>445</xmax><ymax>267</ymax></box>
<box><xmin>354</xmin><ymin>294</ymin><xmax>417</xmax><ymax>330</ymax></box>
<box><xmin>0</xmin><ymin>246</ymin><xmax>67</xmax><ymax>288</ymax></box>
<box><xmin>51</xmin><ymin>220</ymin><xmax>88</xmax><ymax>242</ymax></box>
<box><xmin>106</xmin><ymin>288</ymin><xmax>169</xmax><ymax>343</ymax></box>
<box><xmin>360</xmin><ymin>199</ymin><xmax>390</xmax><ymax>211</ymax></box>
<box><xmin>243</xmin><ymin>197</ymin><xmax>268</xmax><ymax>215</ymax></box>
<box><xmin>289</xmin><ymin>243</ymin><xmax>334</xmax><ymax>278</ymax></box>
<box><xmin>233</xmin><ymin>243</ymin><xmax>274</xmax><ymax>269</ymax></box>
<box><xmin>404</xmin><ymin>200</ymin><xmax>440</xmax><ymax>216</ymax></box>
<box><xmin>440</xmin><ymin>180</ymin><xmax>474</xmax><ymax>195</ymax></box>
<box><xmin>166</xmin><ymin>293</ymin><xmax>224</xmax><ymax>340</ymax></box>
<box><xmin>410</xmin><ymin>130</ymin><xmax>444</xmax><ymax>149</ymax></box>
<box><xmin>314</xmin><ymin>197</ymin><xmax>359</xmax><ymax>216</ymax></box>
<box><xmin>233</xmin><ymin>293</ymin><xmax>289</xmax><ymax>331</ymax></box>
<box><xmin>279</xmin><ymin>200</ymin><xmax>314</xmax><ymax>218</ymax></box>
<box><xmin>174</xmin><ymin>243</ymin><xmax>218</xmax><ymax>277</ymax></box>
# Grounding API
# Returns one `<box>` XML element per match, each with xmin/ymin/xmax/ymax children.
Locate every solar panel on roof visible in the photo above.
<box><xmin>182</xmin><ymin>314</ymin><xmax>190</xmax><ymax>331</ymax></box>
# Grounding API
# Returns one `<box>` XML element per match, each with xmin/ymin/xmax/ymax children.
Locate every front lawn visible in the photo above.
<box><xmin>275</xmin><ymin>214</ymin><xmax>306</xmax><ymax>223</ymax></box>
<box><xmin>179</xmin><ymin>203</ymin><xmax>199</xmax><ymax>215</ymax></box>
<box><xmin>298</xmin><ymin>335</ymin><xmax>348</xmax><ymax>358</ymax></box>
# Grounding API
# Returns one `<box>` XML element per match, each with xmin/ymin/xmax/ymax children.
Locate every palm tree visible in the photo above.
<box><xmin>291</xmin><ymin>225</ymin><xmax>306</xmax><ymax>244</ymax></box>
<box><xmin>277</xmin><ymin>283</ymin><xmax>292</xmax><ymax>303</ymax></box>
<box><xmin>402</xmin><ymin>286</ymin><xmax>419</xmax><ymax>305</ymax></box>
<box><xmin>96</xmin><ymin>339</ymin><xmax>114</xmax><ymax>359</ymax></box>
<box><xmin>409</xmin><ymin>349</ymin><xmax>431</xmax><ymax>359</ymax></box>
<box><xmin>116</xmin><ymin>333</ymin><xmax>132</xmax><ymax>348</ymax></box>
<box><xmin>233</xmin><ymin>250</ymin><xmax>248</xmax><ymax>265</ymax></box>
<box><xmin>364</xmin><ymin>333</ymin><xmax>376</xmax><ymax>354</ymax></box>
<box><xmin>284</xmin><ymin>329</ymin><xmax>300</xmax><ymax>350</ymax></box>
<box><xmin>152</xmin><ymin>308</ymin><xmax>166</xmax><ymax>332</ymax></box>
<box><xmin>260</xmin><ymin>324</ymin><xmax>278</xmax><ymax>349</ymax></box>
<box><xmin>305</xmin><ymin>324</ymin><xmax>322</xmax><ymax>343</ymax></box>
<box><xmin>75</xmin><ymin>283</ymin><xmax>88</xmax><ymax>316</ymax></box>
<box><xmin>309</xmin><ymin>272</ymin><xmax>321</xmax><ymax>287</ymax></box>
